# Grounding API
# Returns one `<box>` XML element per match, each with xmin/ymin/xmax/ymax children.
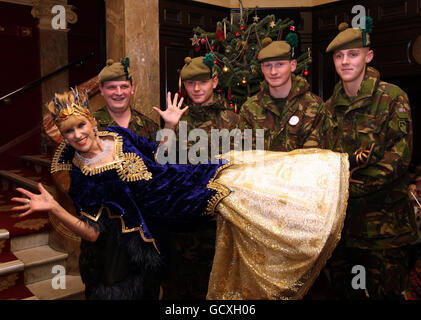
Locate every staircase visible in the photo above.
<box><xmin>0</xmin><ymin>154</ymin><xmax>85</xmax><ymax>300</ymax></box>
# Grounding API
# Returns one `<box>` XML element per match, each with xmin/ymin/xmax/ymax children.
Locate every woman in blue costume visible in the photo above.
<box><xmin>11</xmin><ymin>89</ymin><xmax>350</xmax><ymax>300</ymax></box>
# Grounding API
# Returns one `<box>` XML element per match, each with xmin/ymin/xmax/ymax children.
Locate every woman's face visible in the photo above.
<box><xmin>58</xmin><ymin>116</ymin><xmax>97</xmax><ymax>153</ymax></box>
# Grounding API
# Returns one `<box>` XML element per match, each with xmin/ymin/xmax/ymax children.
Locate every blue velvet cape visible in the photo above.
<box><xmin>50</xmin><ymin>126</ymin><xmax>230</xmax><ymax>251</ymax></box>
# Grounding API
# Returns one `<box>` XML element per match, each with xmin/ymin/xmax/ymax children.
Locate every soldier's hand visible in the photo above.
<box><xmin>354</xmin><ymin>143</ymin><xmax>375</xmax><ymax>168</ymax></box>
<box><xmin>349</xmin><ymin>143</ymin><xmax>375</xmax><ymax>170</ymax></box>
<box><xmin>349</xmin><ymin>143</ymin><xmax>375</xmax><ymax>183</ymax></box>
<box><xmin>153</xmin><ymin>92</ymin><xmax>189</xmax><ymax>129</ymax></box>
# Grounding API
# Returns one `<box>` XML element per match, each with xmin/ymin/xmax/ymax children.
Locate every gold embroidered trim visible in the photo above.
<box><xmin>51</xmin><ymin>141</ymin><xmax>72</xmax><ymax>173</ymax></box>
<box><xmin>117</xmin><ymin>153</ymin><xmax>152</xmax><ymax>182</ymax></box>
<box><xmin>206</xmin><ymin>163</ymin><xmax>232</xmax><ymax>215</ymax></box>
<box><xmin>80</xmin><ymin>206</ymin><xmax>160</xmax><ymax>254</ymax></box>
<box><xmin>51</xmin><ymin>131</ymin><xmax>153</xmax><ymax>182</ymax></box>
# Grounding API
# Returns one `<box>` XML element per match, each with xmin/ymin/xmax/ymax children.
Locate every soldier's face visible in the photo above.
<box><xmin>99</xmin><ymin>80</ymin><xmax>134</xmax><ymax>113</ymax></box>
<box><xmin>183</xmin><ymin>77</ymin><xmax>218</xmax><ymax>106</ymax></box>
<box><xmin>260</xmin><ymin>60</ymin><xmax>297</xmax><ymax>89</ymax></box>
<box><xmin>333</xmin><ymin>48</ymin><xmax>374</xmax><ymax>84</ymax></box>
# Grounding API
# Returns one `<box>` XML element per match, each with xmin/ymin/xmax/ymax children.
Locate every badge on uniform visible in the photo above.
<box><xmin>397</xmin><ymin>107</ymin><xmax>410</xmax><ymax>119</ymax></box>
<box><xmin>289</xmin><ymin>115</ymin><xmax>300</xmax><ymax>126</ymax></box>
<box><xmin>399</xmin><ymin>120</ymin><xmax>408</xmax><ymax>134</ymax></box>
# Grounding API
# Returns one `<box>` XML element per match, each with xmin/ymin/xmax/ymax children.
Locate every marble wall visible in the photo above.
<box><xmin>105</xmin><ymin>0</ymin><xmax>160</xmax><ymax>123</ymax></box>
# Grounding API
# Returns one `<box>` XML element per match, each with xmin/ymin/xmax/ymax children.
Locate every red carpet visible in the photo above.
<box><xmin>0</xmin><ymin>238</ymin><xmax>16</xmax><ymax>263</ymax></box>
<box><xmin>0</xmin><ymin>173</ymin><xmax>51</xmax><ymax>300</ymax></box>
<box><xmin>0</xmin><ymin>190</ymin><xmax>50</xmax><ymax>237</ymax></box>
<box><xmin>0</xmin><ymin>273</ymin><xmax>33</xmax><ymax>300</ymax></box>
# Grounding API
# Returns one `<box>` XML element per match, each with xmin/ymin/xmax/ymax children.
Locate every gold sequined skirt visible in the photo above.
<box><xmin>207</xmin><ymin>148</ymin><xmax>349</xmax><ymax>300</ymax></box>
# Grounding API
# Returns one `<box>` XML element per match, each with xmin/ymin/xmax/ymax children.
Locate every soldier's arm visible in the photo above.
<box><xmin>144</xmin><ymin>117</ymin><xmax>160</xmax><ymax>142</ymax></box>
<box><xmin>238</xmin><ymin>103</ymin><xmax>253</xmax><ymax>130</ymax></box>
<box><xmin>238</xmin><ymin>103</ymin><xmax>260</xmax><ymax>150</ymax></box>
<box><xmin>302</xmin><ymin>101</ymin><xmax>327</xmax><ymax>149</ymax></box>
<box><xmin>349</xmin><ymin>94</ymin><xmax>412</xmax><ymax>197</ymax></box>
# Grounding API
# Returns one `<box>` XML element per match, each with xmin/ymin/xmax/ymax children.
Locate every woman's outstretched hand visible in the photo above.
<box><xmin>153</xmin><ymin>92</ymin><xmax>189</xmax><ymax>129</ymax></box>
<box><xmin>11</xmin><ymin>183</ymin><xmax>56</xmax><ymax>218</ymax></box>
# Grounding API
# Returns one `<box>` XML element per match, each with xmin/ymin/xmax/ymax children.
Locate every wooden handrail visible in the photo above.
<box><xmin>0</xmin><ymin>52</ymin><xmax>95</xmax><ymax>104</ymax></box>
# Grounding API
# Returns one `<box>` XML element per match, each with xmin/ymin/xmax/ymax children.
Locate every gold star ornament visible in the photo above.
<box><xmin>190</xmin><ymin>34</ymin><xmax>200</xmax><ymax>46</ymax></box>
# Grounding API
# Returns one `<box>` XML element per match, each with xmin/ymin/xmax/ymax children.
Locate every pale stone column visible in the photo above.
<box><xmin>105</xmin><ymin>0</ymin><xmax>160</xmax><ymax>123</ymax></box>
<box><xmin>31</xmin><ymin>0</ymin><xmax>78</xmax><ymax>107</ymax></box>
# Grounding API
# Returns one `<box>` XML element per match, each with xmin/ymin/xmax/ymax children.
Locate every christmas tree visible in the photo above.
<box><xmin>188</xmin><ymin>5</ymin><xmax>312</xmax><ymax>112</ymax></box>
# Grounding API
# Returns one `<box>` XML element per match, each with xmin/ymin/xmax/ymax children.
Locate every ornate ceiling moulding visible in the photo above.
<box><xmin>31</xmin><ymin>0</ymin><xmax>78</xmax><ymax>31</ymax></box>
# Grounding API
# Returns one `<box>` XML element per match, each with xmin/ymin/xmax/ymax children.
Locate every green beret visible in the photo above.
<box><xmin>326</xmin><ymin>21</ymin><xmax>372</xmax><ymax>53</ymax></box>
<box><xmin>180</xmin><ymin>54</ymin><xmax>214</xmax><ymax>81</ymax></box>
<box><xmin>257</xmin><ymin>38</ymin><xmax>291</xmax><ymax>62</ymax></box>
<box><xmin>98</xmin><ymin>57</ymin><xmax>132</xmax><ymax>83</ymax></box>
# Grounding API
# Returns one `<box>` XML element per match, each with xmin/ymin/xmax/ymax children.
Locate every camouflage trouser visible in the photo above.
<box><xmin>161</xmin><ymin>220</ymin><xmax>216</xmax><ymax>300</ymax></box>
<box><xmin>325</xmin><ymin>244</ymin><xmax>410</xmax><ymax>300</ymax></box>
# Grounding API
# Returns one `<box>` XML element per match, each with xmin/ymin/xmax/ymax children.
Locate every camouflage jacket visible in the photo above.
<box><xmin>324</xmin><ymin>67</ymin><xmax>418</xmax><ymax>249</ymax></box>
<box><xmin>93</xmin><ymin>107</ymin><xmax>159</xmax><ymax>142</ymax></box>
<box><xmin>177</xmin><ymin>94</ymin><xmax>242</xmax><ymax>161</ymax></box>
<box><xmin>238</xmin><ymin>74</ymin><xmax>325</xmax><ymax>151</ymax></box>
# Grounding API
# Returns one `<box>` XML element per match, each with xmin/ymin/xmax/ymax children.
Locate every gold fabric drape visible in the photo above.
<box><xmin>208</xmin><ymin>148</ymin><xmax>349</xmax><ymax>300</ymax></box>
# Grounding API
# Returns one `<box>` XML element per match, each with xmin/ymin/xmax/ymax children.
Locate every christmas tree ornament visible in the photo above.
<box><xmin>269</xmin><ymin>21</ymin><xmax>276</xmax><ymax>28</ymax></box>
<box><xmin>253</xmin><ymin>15</ymin><xmax>259</xmax><ymax>22</ymax></box>
<box><xmin>240</xmin><ymin>77</ymin><xmax>247</xmax><ymax>86</ymax></box>
<box><xmin>215</xmin><ymin>29</ymin><xmax>225</xmax><ymax>41</ymax></box>
<box><xmin>190</xmin><ymin>34</ymin><xmax>200</xmax><ymax>46</ymax></box>
<box><xmin>290</xmin><ymin>26</ymin><xmax>295</xmax><ymax>31</ymax></box>
<box><xmin>303</xmin><ymin>68</ymin><xmax>309</xmax><ymax>77</ymax></box>
<box><xmin>201</xmin><ymin>38</ymin><xmax>206</xmax><ymax>45</ymax></box>
<box><xmin>240</xmin><ymin>25</ymin><xmax>245</xmax><ymax>31</ymax></box>
<box><xmin>222</xmin><ymin>65</ymin><xmax>230</xmax><ymax>73</ymax></box>
<box><xmin>235</xmin><ymin>32</ymin><xmax>241</xmax><ymax>37</ymax></box>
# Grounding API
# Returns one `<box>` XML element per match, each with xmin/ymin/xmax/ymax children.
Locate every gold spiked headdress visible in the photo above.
<box><xmin>51</xmin><ymin>88</ymin><xmax>95</xmax><ymax>124</ymax></box>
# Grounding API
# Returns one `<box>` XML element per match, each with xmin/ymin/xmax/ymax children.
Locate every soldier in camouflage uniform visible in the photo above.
<box><xmin>162</xmin><ymin>55</ymin><xmax>241</xmax><ymax>300</ymax></box>
<box><xmin>177</xmin><ymin>55</ymin><xmax>241</xmax><ymax>160</ymax></box>
<box><xmin>94</xmin><ymin>58</ymin><xmax>158</xmax><ymax>141</ymax></box>
<box><xmin>239</xmin><ymin>37</ymin><xmax>325</xmax><ymax>151</ymax></box>
<box><xmin>159</xmin><ymin>55</ymin><xmax>241</xmax><ymax>300</ymax></box>
<box><xmin>323</xmin><ymin>20</ymin><xmax>419</xmax><ymax>299</ymax></box>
